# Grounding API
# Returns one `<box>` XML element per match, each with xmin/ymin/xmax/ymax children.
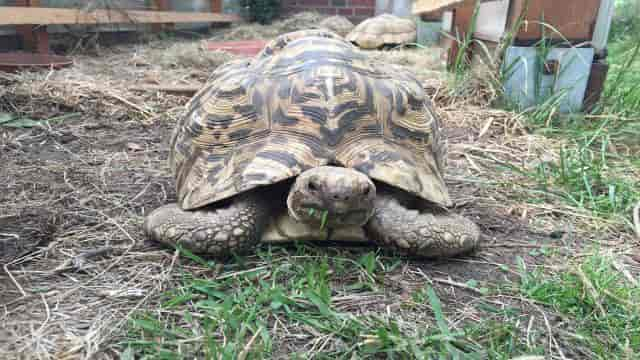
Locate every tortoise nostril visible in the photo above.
<box><xmin>362</xmin><ymin>185</ymin><xmax>370</xmax><ymax>196</ymax></box>
<box><xmin>333</xmin><ymin>194</ymin><xmax>349</xmax><ymax>201</ymax></box>
<box><xmin>308</xmin><ymin>180</ymin><xmax>319</xmax><ymax>191</ymax></box>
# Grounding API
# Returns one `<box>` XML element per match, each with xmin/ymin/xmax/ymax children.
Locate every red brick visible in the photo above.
<box><xmin>338</xmin><ymin>8</ymin><xmax>353</xmax><ymax>16</ymax></box>
<box><xmin>354</xmin><ymin>7</ymin><xmax>374</xmax><ymax>16</ymax></box>
<box><xmin>298</xmin><ymin>0</ymin><xmax>329</xmax><ymax>6</ymax></box>
<box><xmin>350</xmin><ymin>0</ymin><xmax>374</xmax><ymax>7</ymax></box>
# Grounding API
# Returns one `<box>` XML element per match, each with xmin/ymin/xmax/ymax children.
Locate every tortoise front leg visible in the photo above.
<box><xmin>143</xmin><ymin>193</ymin><xmax>272</xmax><ymax>257</ymax></box>
<box><xmin>365</xmin><ymin>192</ymin><xmax>481</xmax><ymax>258</ymax></box>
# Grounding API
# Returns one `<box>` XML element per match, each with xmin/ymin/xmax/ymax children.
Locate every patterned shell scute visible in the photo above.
<box><xmin>346</xmin><ymin>14</ymin><xmax>417</xmax><ymax>49</ymax></box>
<box><xmin>171</xmin><ymin>29</ymin><xmax>451</xmax><ymax>210</ymax></box>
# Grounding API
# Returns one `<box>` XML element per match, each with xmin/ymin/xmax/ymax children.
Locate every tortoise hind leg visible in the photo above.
<box><xmin>143</xmin><ymin>193</ymin><xmax>272</xmax><ymax>257</ymax></box>
<box><xmin>365</xmin><ymin>192</ymin><xmax>481</xmax><ymax>258</ymax></box>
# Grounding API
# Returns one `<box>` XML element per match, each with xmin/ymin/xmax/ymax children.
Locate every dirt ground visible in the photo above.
<box><xmin>1</xmin><ymin>15</ymin><xmax>638</xmax><ymax>359</ymax></box>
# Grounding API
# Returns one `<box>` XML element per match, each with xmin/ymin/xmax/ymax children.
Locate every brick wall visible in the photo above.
<box><xmin>282</xmin><ymin>0</ymin><xmax>376</xmax><ymax>23</ymax></box>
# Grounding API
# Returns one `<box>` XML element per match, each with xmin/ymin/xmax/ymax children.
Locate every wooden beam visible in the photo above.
<box><xmin>129</xmin><ymin>84</ymin><xmax>200</xmax><ymax>96</ymax></box>
<box><xmin>14</xmin><ymin>0</ymin><xmax>40</xmax><ymax>6</ymax></box>
<box><xmin>211</xmin><ymin>0</ymin><xmax>223</xmax><ymax>13</ymax></box>
<box><xmin>446</xmin><ymin>5</ymin><xmax>475</xmax><ymax>70</ymax></box>
<box><xmin>15</xmin><ymin>0</ymin><xmax>34</xmax><ymax>50</ymax></box>
<box><xmin>14</xmin><ymin>0</ymin><xmax>39</xmax><ymax>6</ymax></box>
<box><xmin>412</xmin><ymin>0</ymin><xmax>496</xmax><ymax>16</ymax></box>
<box><xmin>151</xmin><ymin>0</ymin><xmax>172</xmax><ymax>32</ymax></box>
<box><xmin>583</xmin><ymin>60</ymin><xmax>609</xmax><ymax>112</ymax></box>
<box><xmin>14</xmin><ymin>0</ymin><xmax>49</xmax><ymax>54</ymax></box>
<box><xmin>0</xmin><ymin>6</ymin><xmax>240</xmax><ymax>26</ymax></box>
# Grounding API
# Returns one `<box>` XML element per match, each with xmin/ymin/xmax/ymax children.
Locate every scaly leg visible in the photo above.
<box><xmin>365</xmin><ymin>192</ymin><xmax>480</xmax><ymax>258</ymax></box>
<box><xmin>143</xmin><ymin>193</ymin><xmax>272</xmax><ymax>257</ymax></box>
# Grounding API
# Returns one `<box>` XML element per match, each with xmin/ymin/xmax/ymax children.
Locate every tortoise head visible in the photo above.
<box><xmin>286</xmin><ymin>166</ymin><xmax>376</xmax><ymax>229</ymax></box>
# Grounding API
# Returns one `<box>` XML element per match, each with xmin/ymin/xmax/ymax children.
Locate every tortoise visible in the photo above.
<box><xmin>346</xmin><ymin>14</ymin><xmax>417</xmax><ymax>49</ymax></box>
<box><xmin>316</xmin><ymin>15</ymin><xmax>355</xmax><ymax>37</ymax></box>
<box><xmin>143</xmin><ymin>29</ymin><xmax>480</xmax><ymax>258</ymax></box>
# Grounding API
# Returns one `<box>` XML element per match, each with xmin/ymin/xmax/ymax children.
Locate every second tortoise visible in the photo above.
<box><xmin>316</xmin><ymin>15</ymin><xmax>355</xmax><ymax>37</ymax></box>
<box><xmin>346</xmin><ymin>14</ymin><xmax>417</xmax><ymax>49</ymax></box>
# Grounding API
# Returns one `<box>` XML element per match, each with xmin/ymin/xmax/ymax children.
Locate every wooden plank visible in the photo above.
<box><xmin>506</xmin><ymin>0</ymin><xmax>601</xmax><ymax>42</ymax></box>
<box><xmin>412</xmin><ymin>0</ymin><xmax>496</xmax><ymax>16</ymax></box>
<box><xmin>0</xmin><ymin>6</ymin><xmax>240</xmax><ymax>26</ymax></box>
<box><xmin>413</xmin><ymin>0</ymin><xmax>466</xmax><ymax>15</ymax></box>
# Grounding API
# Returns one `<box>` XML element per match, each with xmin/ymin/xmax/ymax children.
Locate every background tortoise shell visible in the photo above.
<box><xmin>316</xmin><ymin>15</ymin><xmax>355</xmax><ymax>37</ymax></box>
<box><xmin>346</xmin><ymin>14</ymin><xmax>417</xmax><ymax>49</ymax></box>
<box><xmin>170</xmin><ymin>29</ymin><xmax>450</xmax><ymax>211</ymax></box>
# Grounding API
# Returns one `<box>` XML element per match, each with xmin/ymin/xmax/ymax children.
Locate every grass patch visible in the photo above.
<box><xmin>472</xmin><ymin>122</ymin><xmax>639</xmax><ymax>231</ymax></box>
<box><xmin>609</xmin><ymin>0</ymin><xmax>640</xmax><ymax>42</ymax></box>
<box><xmin>123</xmin><ymin>246</ymin><xmax>542</xmax><ymax>359</ymax></box>
<box><xmin>516</xmin><ymin>252</ymin><xmax>640</xmax><ymax>359</ymax></box>
<box><xmin>528</xmin><ymin>127</ymin><xmax>639</xmax><ymax>224</ymax></box>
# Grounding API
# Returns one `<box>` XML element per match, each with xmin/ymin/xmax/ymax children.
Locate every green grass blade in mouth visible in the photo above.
<box><xmin>320</xmin><ymin>210</ymin><xmax>329</xmax><ymax>230</ymax></box>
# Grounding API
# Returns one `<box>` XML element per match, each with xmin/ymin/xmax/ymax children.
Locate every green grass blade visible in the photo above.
<box><xmin>320</xmin><ymin>210</ymin><xmax>328</xmax><ymax>230</ymax></box>
<box><xmin>0</xmin><ymin>112</ymin><xmax>14</xmax><ymax>124</ymax></box>
<box><xmin>426</xmin><ymin>285</ymin><xmax>451</xmax><ymax>337</ymax></box>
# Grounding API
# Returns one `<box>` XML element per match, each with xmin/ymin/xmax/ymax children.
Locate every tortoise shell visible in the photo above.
<box><xmin>170</xmin><ymin>29</ymin><xmax>450</xmax><ymax>210</ymax></box>
<box><xmin>346</xmin><ymin>14</ymin><xmax>417</xmax><ymax>49</ymax></box>
<box><xmin>317</xmin><ymin>15</ymin><xmax>355</xmax><ymax>37</ymax></box>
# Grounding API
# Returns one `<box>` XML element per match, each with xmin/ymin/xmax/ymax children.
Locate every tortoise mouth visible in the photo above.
<box><xmin>290</xmin><ymin>206</ymin><xmax>372</xmax><ymax>229</ymax></box>
<box><xmin>286</xmin><ymin>166</ymin><xmax>376</xmax><ymax>229</ymax></box>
